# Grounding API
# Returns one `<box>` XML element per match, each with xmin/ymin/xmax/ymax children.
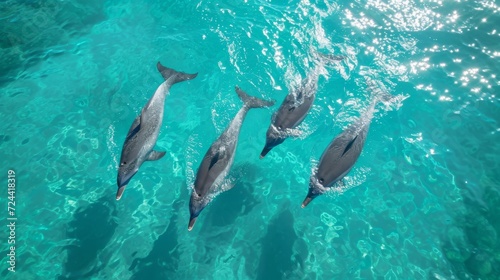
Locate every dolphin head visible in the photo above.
<box><xmin>116</xmin><ymin>160</ymin><xmax>139</xmax><ymax>200</ymax></box>
<box><xmin>302</xmin><ymin>175</ymin><xmax>327</xmax><ymax>208</ymax></box>
<box><xmin>260</xmin><ymin>124</ymin><xmax>286</xmax><ymax>158</ymax></box>
<box><xmin>188</xmin><ymin>191</ymin><xmax>209</xmax><ymax>231</ymax></box>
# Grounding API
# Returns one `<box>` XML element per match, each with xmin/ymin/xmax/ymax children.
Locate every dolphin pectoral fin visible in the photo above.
<box><xmin>147</xmin><ymin>151</ymin><xmax>166</xmax><ymax>161</ymax></box>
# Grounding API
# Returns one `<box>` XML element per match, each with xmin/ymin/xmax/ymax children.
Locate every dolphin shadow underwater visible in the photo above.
<box><xmin>129</xmin><ymin>190</ymin><xmax>186</xmax><ymax>280</ymax></box>
<box><xmin>188</xmin><ymin>87</ymin><xmax>275</xmax><ymax>231</ymax></box>
<box><xmin>58</xmin><ymin>196</ymin><xmax>118</xmax><ymax>279</ymax></box>
<box><xmin>302</xmin><ymin>79</ymin><xmax>395</xmax><ymax>207</ymax></box>
<box><xmin>199</xmin><ymin>164</ymin><xmax>260</xmax><ymax>230</ymax></box>
<box><xmin>260</xmin><ymin>52</ymin><xmax>344</xmax><ymax>158</ymax></box>
<box><xmin>255</xmin><ymin>206</ymin><xmax>303</xmax><ymax>280</ymax></box>
<box><xmin>116</xmin><ymin>62</ymin><xmax>197</xmax><ymax>200</ymax></box>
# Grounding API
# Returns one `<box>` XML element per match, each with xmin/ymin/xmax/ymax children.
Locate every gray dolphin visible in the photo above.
<box><xmin>260</xmin><ymin>54</ymin><xmax>344</xmax><ymax>158</ymax></box>
<box><xmin>116</xmin><ymin>62</ymin><xmax>197</xmax><ymax>200</ymax></box>
<box><xmin>302</xmin><ymin>85</ymin><xmax>390</xmax><ymax>207</ymax></box>
<box><xmin>189</xmin><ymin>87</ymin><xmax>275</xmax><ymax>230</ymax></box>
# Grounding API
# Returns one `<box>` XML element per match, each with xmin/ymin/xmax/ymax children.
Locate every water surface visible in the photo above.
<box><xmin>0</xmin><ymin>0</ymin><xmax>499</xmax><ymax>279</ymax></box>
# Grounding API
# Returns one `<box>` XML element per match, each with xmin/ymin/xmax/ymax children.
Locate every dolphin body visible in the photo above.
<box><xmin>189</xmin><ymin>87</ymin><xmax>275</xmax><ymax>230</ymax></box>
<box><xmin>116</xmin><ymin>62</ymin><xmax>197</xmax><ymax>200</ymax></box>
<box><xmin>260</xmin><ymin>73</ymin><xmax>318</xmax><ymax>158</ymax></box>
<box><xmin>260</xmin><ymin>54</ymin><xmax>344</xmax><ymax>158</ymax></box>
<box><xmin>302</xmin><ymin>88</ymin><xmax>387</xmax><ymax>207</ymax></box>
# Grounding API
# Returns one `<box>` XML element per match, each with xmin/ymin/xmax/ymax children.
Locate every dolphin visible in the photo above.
<box><xmin>116</xmin><ymin>62</ymin><xmax>197</xmax><ymax>200</ymax></box>
<box><xmin>260</xmin><ymin>54</ymin><xmax>344</xmax><ymax>158</ymax></box>
<box><xmin>301</xmin><ymin>84</ymin><xmax>390</xmax><ymax>207</ymax></box>
<box><xmin>189</xmin><ymin>86</ymin><xmax>275</xmax><ymax>230</ymax></box>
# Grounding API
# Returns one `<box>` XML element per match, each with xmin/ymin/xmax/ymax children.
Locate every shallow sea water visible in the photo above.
<box><xmin>0</xmin><ymin>0</ymin><xmax>499</xmax><ymax>279</ymax></box>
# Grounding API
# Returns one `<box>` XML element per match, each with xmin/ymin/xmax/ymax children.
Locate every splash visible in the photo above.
<box><xmin>185</xmin><ymin>133</ymin><xmax>202</xmax><ymax>191</ymax></box>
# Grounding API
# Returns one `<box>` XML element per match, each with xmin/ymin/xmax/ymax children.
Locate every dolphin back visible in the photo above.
<box><xmin>235</xmin><ymin>86</ymin><xmax>275</xmax><ymax>109</ymax></box>
<box><xmin>157</xmin><ymin>61</ymin><xmax>198</xmax><ymax>84</ymax></box>
<box><xmin>318</xmin><ymin>127</ymin><xmax>368</xmax><ymax>184</ymax></box>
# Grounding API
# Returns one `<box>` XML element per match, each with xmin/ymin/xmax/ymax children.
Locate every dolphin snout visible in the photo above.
<box><xmin>301</xmin><ymin>196</ymin><xmax>313</xmax><ymax>208</ymax></box>
<box><xmin>188</xmin><ymin>217</ymin><xmax>197</xmax><ymax>231</ymax></box>
<box><xmin>116</xmin><ymin>168</ymin><xmax>137</xmax><ymax>200</ymax></box>
<box><xmin>260</xmin><ymin>146</ymin><xmax>272</xmax><ymax>159</ymax></box>
<box><xmin>116</xmin><ymin>185</ymin><xmax>127</xmax><ymax>200</ymax></box>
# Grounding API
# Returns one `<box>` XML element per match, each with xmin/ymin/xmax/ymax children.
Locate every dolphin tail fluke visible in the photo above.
<box><xmin>311</xmin><ymin>48</ymin><xmax>345</xmax><ymax>65</ymax></box>
<box><xmin>365</xmin><ymin>77</ymin><xmax>395</xmax><ymax>105</ymax></box>
<box><xmin>157</xmin><ymin>62</ymin><xmax>198</xmax><ymax>84</ymax></box>
<box><xmin>317</xmin><ymin>53</ymin><xmax>345</xmax><ymax>64</ymax></box>
<box><xmin>235</xmin><ymin>86</ymin><xmax>275</xmax><ymax>109</ymax></box>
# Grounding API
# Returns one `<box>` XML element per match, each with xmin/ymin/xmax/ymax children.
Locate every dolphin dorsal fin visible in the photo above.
<box><xmin>342</xmin><ymin>135</ymin><xmax>358</xmax><ymax>157</ymax></box>
<box><xmin>140</xmin><ymin>110</ymin><xmax>145</xmax><ymax>127</ymax></box>
<box><xmin>125</xmin><ymin>115</ymin><xmax>142</xmax><ymax>142</ymax></box>
<box><xmin>209</xmin><ymin>147</ymin><xmax>226</xmax><ymax>170</ymax></box>
<box><xmin>296</xmin><ymin>90</ymin><xmax>304</xmax><ymax>103</ymax></box>
<box><xmin>209</xmin><ymin>153</ymin><xmax>219</xmax><ymax>170</ymax></box>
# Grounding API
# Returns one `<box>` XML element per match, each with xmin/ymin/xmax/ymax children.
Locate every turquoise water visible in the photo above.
<box><xmin>1</xmin><ymin>0</ymin><xmax>499</xmax><ymax>279</ymax></box>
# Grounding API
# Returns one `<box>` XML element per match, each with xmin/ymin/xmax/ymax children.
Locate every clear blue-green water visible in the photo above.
<box><xmin>1</xmin><ymin>0</ymin><xmax>499</xmax><ymax>279</ymax></box>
